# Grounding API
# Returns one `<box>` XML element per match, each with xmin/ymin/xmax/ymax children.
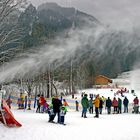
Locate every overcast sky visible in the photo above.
<box><xmin>29</xmin><ymin>0</ymin><xmax>140</xmax><ymax>30</ymax></box>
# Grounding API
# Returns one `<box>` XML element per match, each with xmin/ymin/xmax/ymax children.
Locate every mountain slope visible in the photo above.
<box><xmin>37</xmin><ymin>2</ymin><xmax>100</xmax><ymax>28</ymax></box>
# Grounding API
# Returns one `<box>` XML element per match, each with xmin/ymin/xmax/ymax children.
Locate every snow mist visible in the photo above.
<box><xmin>130</xmin><ymin>62</ymin><xmax>140</xmax><ymax>92</ymax></box>
<box><xmin>0</xmin><ymin>23</ymin><xmax>139</xmax><ymax>83</ymax></box>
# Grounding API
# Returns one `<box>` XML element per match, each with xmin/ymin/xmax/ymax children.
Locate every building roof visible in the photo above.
<box><xmin>95</xmin><ymin>75</ymin><xmax>113</xmax><ymax>83</ymax></box>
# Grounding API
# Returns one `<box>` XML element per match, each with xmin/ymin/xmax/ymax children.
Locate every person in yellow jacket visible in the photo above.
<box><xmin>20</xmin><ymin>93</ymin><xmax>25</xmax><ymax>109</ymax></box>
<box><xmin>93</xmin><ymin>94</ymin><xmax>100</xmax><ymax>118</ymax></box>
<box><xmin>101</xmin><ymin>96</ymin><xmax>106</xmax><ymax>105</ymax></box>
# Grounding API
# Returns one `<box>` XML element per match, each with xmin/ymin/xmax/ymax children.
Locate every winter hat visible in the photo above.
<box><xmin>84</xmin><ymin>94</ymin><xmax>88</xmax><ymax>97</ymax></box>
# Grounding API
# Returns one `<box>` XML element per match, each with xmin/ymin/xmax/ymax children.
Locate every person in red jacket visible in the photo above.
<box><xmin>39</xmin><ymin>95</ymin><xmax>46</xmax><ymax>113</ymax></box>
<box><xmin>112</xmin><ymin>97</ymin><xmax>118</xmax><ymax>114</ymax></box>
<box><xmin>133</xmin><ymin>97</ymin><xmax>139</xmax><ymax>113</ymax></box>
<box><xmin>133</xmin><ymin>97</ymin><xmax>139</xmax><ymax>105</ymax></box>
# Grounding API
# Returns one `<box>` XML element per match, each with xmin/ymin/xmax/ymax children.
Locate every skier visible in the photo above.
<box><xmin>72</xmin><ymin>92</ymin><xmax>74</xmax><ymax>99</ymax></box>
<box><xmin>99</xmin><ymin>97</ymin><xmax>104</xmax><ymax>114</ymax></box>
<box><xmin>36</xmin><ymin>94</ymin><xmax>40</xmax><ymax>113</ymax></box>
<box><xmin>93</xmin><ymin>94</ymin><xmax>100</xmax><ymax>118</ymax></box>
<box><xmin>112</xmin><ymin>97</ymin><xmax>118</xmax><ymax>114</ymax></box>
<box><xmin>101</xmin><ymin>96</ymin><xmax>106</xmax><ymax>103</ymax></box>
<box><xmin>24</xmin><ymin>95</ymin><xmax>27</xmax><ymax>109</ymax></box>
<box><xmin>63</xmin><ymin>99</ymin><xmax>69</xmax><ymax>107</ymax></box>
<box><xmin>105</xmin><ymin>97</ymin><xmax>112</xmax><ymax>114</ymax></box>
<box><xmin>27</xmin><ymin>95</ymin><xmax>32</xmax><ymax>110</ymax></box>
<box><xmin>133</xmin><ymin>97</ymin><xmax>139</xmax><ymax>113</ymax></box>
<box><xmin>20</xmin><ymin>93</ymin><xmax>24</xmax><ymax>109</ymax></box>
<box><xmin>52</xmin><ymin>96</ymin><xmax>62</xmax><ymax>123</ymax></box>
<box><xmin>48</xmin><ymin>103</ymin><xmax>55</xmax><ymax>123</ymax></box>
<box><xmin>123</xmin><ymin>97</ymin><xmax>129</xmax><ymax>113</ymax></box>
<box><xmin>89</xmin><ymin>98</ymin><xmax>93</xmax><ymax>114</ymax></box>
<box><xmin>118</xmin><ymin>98</ymin><xmax>122</xmax><ymax>114</ymax></box>
<box><xmin>39</xmin><ymin>94</ymin><xmax>46</xmax><ymax>113</ymax></box>
<box><xmin>43</xmin><ymin>100</ymin><xmax>49</xmax><ymax>113</ymax></box>
<box><xmin>81</xmin><ymin>94</ymin><xmax>89</xmax><ymax>118</ymax></box>
<box><xmin>75</xmin><ymin>98</ymin><xmax>79</xmax><ymax>111</ymax></box>
<box><xmin>59</xmin><ymin>105</ymin><xmax>67</xmax><ymax>125</ymax></box>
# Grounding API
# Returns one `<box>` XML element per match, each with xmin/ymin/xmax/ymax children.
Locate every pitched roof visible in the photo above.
<box><xmin>95</xmin><ymin>75</ymin><xmax>112</xmax><ymax>83</ymax></box>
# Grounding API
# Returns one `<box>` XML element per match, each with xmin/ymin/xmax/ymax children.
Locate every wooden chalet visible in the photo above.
<box><xmin>95</xmin><ymin>75</ymin><xmax>112</xmax><ymax>85</ymax></box>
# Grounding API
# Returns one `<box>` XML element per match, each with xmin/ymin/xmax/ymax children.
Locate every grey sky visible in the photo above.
<box><xmin>29</xmin><ymin>0</ymin><xmax>140</xmax><ymax>30</ymax></box>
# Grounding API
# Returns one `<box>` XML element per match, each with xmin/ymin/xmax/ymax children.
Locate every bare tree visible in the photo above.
<box><xmin>0</xmin><ymin>0</ymin><xmax>27</xmax><ymax>50</ymax></box>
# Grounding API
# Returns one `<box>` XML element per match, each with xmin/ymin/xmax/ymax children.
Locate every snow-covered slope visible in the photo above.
<box><xmin>0</xmin><ymin>109</ymin><xmax>140</xmax><ymax>140</ymax></box>
<box><xmin>0</xmin><ymin>71</ymin><xmax>140</xmax><ymax>140</ymax></box>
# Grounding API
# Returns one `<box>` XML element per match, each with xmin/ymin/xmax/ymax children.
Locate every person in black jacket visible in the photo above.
<box><xmin>36</xmin><ymin>94</ymin><xmax>40</xmax><ymax>113</ymax></box>
<box><xmin>99</xmin><ymin>97</ymin><xmax>104</xmax><ymax>114</ymax></box>
<box><xmin>123</xmin><ymin>97</ymin><xmax>129</xmax><ymax>113</ymax></box>
<box><xmin>105</xmin><ymin>97</ymin><xmax>112</xmax><ymax>114</ymax></box>
<box><xmin>52</xmin><ymin>96</ymin><xmax>62</xmax><ymax>123</ymax></box>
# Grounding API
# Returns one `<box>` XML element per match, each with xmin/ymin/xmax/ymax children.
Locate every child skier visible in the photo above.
<box><xmin>43</xmin><ymin>100</ymin><xmax>49</xmax><ymax>113</ymax></box>
<box><xmin>48</xmin><ymin>104</ymin><xmax>55</xmax><ymax>123</ymax></box>
<box><xmin>59</xmin><ymin>105</ymin><xmax>67</xmax><ymax>125</ymax></box>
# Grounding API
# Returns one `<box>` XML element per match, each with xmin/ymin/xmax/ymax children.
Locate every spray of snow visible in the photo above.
<box><xmin>0</xmin><ymin>23</ymin><xmax>139</xmax><ymax>83</ymax></box>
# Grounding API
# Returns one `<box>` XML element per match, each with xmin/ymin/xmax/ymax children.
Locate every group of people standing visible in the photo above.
<box><xmin>81</xmin><ymin>94</ymin><xmax>103</xmax><ymax>118</ymax></box>
<box><xmin>81</xmin><ymin>93</ymin><xmax>139</xmax><ymax>118</ymax></box>
<box><xmin>36</xmin><ymin>94</ymin><xmax>49</xmax><ymax>113</ymax></box>
<box><xmin>15</xmin><ymin>92</ymin><xmax>139</xmax><ymax>124</ymax></box>
<box><xmin>36</xmin><ymin>94</ymin><xmax>68</xmax><ymax>124</ymax></box>
<box><xmin>106</xmin><ymin>96</ymin><xmax>139</xmax><ymax>114</ymax></box>
<box><xmin>105</xmin><ymin>96</ymin><xmax>129</xmax><ymax>114</ymax></box>
<box><xmin>48</xmin><ymin>96</ymin><xmax>68</xmax><ymax>125</ymax></box>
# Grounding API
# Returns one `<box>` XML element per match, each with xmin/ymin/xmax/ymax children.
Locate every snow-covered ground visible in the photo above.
<box><xmin>1</xmin><ymin>73</ymin><xmax>140</xmax><ymax>140</ymax></box>
<box><xmin>0</xmin><ymin>86</ymin><xmax>140</xmax><ymax>140</ymax></box>
<box><xmin>0</xmin><ymin>108</ymin><xmax>140</xmax><ymax>140</ymax></box>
